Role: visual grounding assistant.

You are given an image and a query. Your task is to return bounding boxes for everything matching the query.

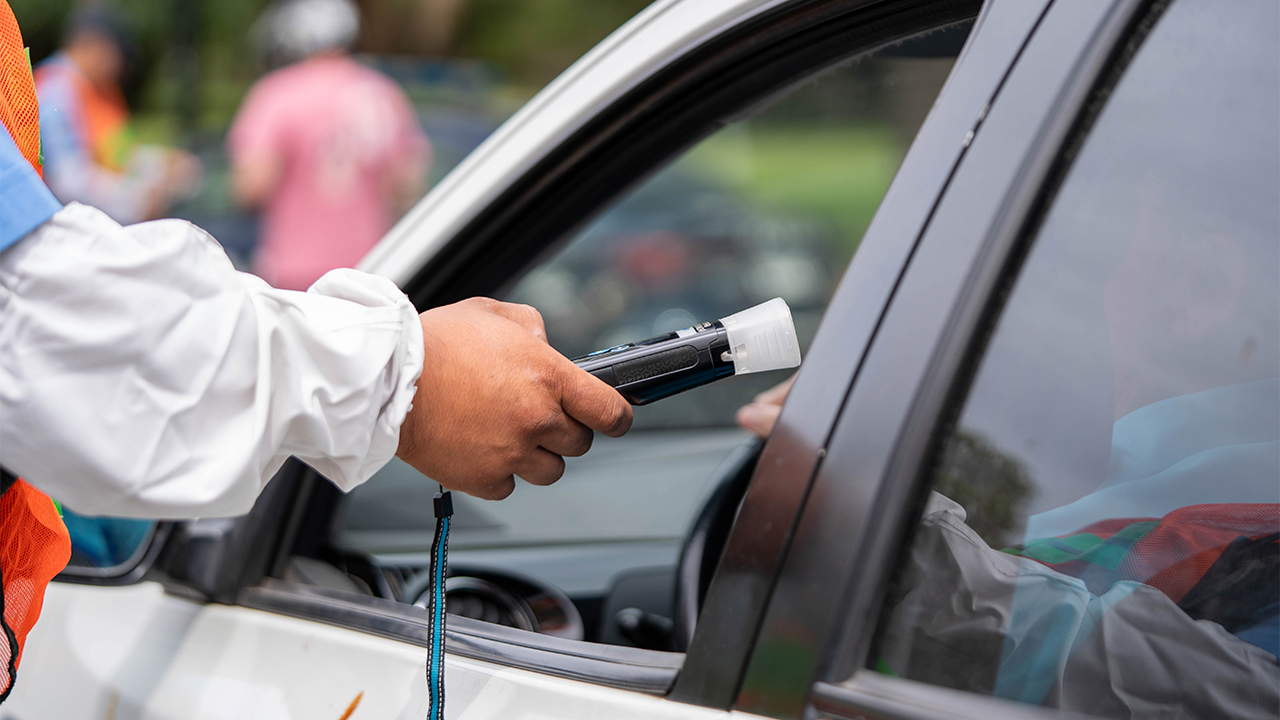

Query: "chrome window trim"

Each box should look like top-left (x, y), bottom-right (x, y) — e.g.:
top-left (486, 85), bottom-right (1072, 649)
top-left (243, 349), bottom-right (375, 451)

top-left (811, 676), bottom-right (1096, 720)
top-left (241, 579), bottom-right (684, 695)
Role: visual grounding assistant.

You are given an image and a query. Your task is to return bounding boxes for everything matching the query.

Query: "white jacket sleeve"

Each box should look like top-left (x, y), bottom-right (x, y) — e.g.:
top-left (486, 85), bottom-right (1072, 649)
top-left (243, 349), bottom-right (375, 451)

top-left (0, 203), bottom-right (424, 519)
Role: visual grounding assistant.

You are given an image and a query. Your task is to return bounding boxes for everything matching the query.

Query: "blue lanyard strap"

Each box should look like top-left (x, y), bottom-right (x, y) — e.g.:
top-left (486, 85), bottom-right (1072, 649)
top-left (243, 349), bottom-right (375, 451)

top-left (427, 490), bottom-right (453, 720)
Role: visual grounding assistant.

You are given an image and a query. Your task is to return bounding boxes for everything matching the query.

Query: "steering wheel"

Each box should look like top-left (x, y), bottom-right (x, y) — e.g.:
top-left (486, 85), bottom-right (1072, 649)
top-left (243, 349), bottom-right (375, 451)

top-left (672, 436), bottom-right (764, 651)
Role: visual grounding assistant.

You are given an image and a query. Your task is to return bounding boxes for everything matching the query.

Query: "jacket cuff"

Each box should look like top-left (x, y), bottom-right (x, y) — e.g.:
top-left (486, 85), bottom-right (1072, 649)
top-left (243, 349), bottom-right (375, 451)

top-left (307, 269), bottom-right (424, 491)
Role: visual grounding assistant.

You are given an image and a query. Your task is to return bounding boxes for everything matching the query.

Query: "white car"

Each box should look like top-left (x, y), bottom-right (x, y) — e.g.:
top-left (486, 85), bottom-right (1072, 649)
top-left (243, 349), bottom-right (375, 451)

top-left (10, 0), bottom-right (1278, 717)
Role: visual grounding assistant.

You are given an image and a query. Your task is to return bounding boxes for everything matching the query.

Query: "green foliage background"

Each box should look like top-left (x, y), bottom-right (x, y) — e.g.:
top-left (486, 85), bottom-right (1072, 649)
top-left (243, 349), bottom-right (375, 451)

top-left (456, 0), bottom-right (649, 83)
top-left (8, 0), bottom-right (650, 135)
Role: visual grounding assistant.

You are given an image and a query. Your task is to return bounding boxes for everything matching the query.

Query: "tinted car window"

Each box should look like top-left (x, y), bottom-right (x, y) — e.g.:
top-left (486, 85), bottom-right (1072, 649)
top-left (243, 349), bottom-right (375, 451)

top-left (334, 28), bottom-right (971, 644)
top-left (61, 508), bottom-right (154, 573)
top-left (506, 39), bottom-right (962, 430)
top-left (871, 0), bottom-right (1278, 716)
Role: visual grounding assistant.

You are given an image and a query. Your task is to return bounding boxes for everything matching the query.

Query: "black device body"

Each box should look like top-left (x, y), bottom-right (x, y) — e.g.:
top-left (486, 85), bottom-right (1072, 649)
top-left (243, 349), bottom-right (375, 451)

top-left (572, 321), bottom-right (735, 405)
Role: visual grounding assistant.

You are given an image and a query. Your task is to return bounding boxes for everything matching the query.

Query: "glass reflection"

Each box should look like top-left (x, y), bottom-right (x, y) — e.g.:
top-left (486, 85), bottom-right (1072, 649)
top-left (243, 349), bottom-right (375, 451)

top-left (874, 0), bottom-right (1279, 716)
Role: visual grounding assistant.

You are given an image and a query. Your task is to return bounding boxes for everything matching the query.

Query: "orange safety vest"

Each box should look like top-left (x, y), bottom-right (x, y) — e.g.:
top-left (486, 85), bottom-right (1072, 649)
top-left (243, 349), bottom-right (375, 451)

top-left (0, 1), bottom-right (40, 177)
top-left (33, 55), bottom-right (135, 173)
top-left (0, 0), bottom-right (74, 704)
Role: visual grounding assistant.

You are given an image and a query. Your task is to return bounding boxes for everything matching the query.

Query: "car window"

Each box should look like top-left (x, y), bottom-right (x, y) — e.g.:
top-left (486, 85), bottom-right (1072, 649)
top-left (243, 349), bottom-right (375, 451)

top-left (331, 25), bottom-right (972, 646)
top-left (869, 0), bottom-right (1278, 716)
top-left (60, 506), bottom-right (155, 575)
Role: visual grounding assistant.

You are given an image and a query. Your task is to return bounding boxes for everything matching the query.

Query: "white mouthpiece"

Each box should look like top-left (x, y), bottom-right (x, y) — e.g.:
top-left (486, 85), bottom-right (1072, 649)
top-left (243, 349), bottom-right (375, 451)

top-left (720, 298), bottom-right (802, 375)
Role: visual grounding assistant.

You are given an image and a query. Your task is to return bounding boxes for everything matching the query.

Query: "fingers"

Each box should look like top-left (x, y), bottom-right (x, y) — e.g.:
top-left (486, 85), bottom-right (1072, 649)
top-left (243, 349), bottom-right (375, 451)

top-left (737, 402), bottom-right (783, 439)
top-left (399, 296), bottom-right (629, 502)
top-left (535, 412), bottom-right (595, 458)
top-left (513, 447), bottom-right (567, 487)
top-left (754, 373), bottom-right (798, 406)
top-left (558, 361), bottom-right (633, 437)
top-left (739, 373), bottom-right (797, 437)
top-left (469, 475), bottom-right (517, 501)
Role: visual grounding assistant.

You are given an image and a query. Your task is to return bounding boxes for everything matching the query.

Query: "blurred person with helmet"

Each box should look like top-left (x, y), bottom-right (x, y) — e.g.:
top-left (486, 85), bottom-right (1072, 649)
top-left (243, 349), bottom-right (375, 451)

top-left (229, 0), bottom-right (430, 291)
top-left (33, 4), bottom-right (200, 225)
top-left (0, 0), bottom-right (630, 701)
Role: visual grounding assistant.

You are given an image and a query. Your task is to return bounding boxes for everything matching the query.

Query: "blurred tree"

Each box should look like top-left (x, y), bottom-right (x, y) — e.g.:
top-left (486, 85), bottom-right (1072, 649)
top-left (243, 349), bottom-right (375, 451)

top-left (358, 0), bottom-right (471, 56)
top-left (933, 430), bottom-right (1034, 549)
top-left (10, 0), bottom-right (78, 63)
top-left (456, 0), bottom-right (649, 84)
top-left (11, 0), bottom-right (655, 124)
top-left (10, 0), bottom-right (269, 132)
top-left (358, 0), bottom-right (650, 85)
top-left (11, 0), bottom-right (171, 105)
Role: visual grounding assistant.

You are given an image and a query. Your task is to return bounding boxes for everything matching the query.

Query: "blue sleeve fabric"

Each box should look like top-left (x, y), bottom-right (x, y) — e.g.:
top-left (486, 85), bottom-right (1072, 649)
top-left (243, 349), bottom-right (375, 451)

top-left (0, 130), bottom-right (62, 253)
top-left (33, 58), bottom-right (84, 168)
top-left (35, 56), bottom-right (154, 225)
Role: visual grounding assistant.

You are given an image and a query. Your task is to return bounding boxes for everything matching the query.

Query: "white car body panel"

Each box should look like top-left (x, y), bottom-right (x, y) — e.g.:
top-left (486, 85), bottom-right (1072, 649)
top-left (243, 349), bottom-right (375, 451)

top-left (9, 583), bottom-right (761, 720)
top-left (359, 0), bottom-right (788, 285)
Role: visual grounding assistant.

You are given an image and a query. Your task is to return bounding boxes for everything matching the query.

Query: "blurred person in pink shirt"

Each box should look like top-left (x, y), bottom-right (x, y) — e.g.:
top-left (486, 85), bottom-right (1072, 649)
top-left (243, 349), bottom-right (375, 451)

top-left (228, 0), bottom-right (430, 291)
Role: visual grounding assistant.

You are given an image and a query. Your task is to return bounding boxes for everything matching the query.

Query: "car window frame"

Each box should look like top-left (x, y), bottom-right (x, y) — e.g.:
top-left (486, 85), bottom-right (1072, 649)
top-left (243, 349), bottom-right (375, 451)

top-left (55, 521), bottom-right (171, 585)
top-left (722, 0), bottom-right (1171, 717)
top-left (221, 0), bottom-right (991, 705)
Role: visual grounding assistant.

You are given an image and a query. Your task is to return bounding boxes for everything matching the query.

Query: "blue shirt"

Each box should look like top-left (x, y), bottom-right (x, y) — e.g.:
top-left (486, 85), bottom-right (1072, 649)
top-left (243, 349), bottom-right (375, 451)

top-left (0, 129), bottom-right (62, 252)
top-left (1025, 377), bottom-right (1280, 539)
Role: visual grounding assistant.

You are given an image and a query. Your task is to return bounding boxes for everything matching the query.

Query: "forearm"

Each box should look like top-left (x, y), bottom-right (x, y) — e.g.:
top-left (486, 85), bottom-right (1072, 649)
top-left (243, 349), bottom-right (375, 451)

top-left (230, 155), bottom-right (281, 210)
top-left (38, 80), bottom-right (158, 225)
top-left (43, 155), bottom-right (161, 226)
top-left (0, 203), bottom-right (423, 518)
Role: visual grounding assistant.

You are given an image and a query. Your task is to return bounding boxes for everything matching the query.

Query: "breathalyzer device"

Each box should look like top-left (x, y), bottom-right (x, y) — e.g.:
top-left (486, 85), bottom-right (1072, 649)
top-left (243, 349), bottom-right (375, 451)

top-left (572, 297), bottom-right (802, 405)
top-left (421, 299), bottom-right (798, 717)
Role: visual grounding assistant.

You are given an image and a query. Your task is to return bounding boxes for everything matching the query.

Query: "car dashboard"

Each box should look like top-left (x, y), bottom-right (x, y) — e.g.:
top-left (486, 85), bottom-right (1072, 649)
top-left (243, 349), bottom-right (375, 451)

top-left (313, 428), bottom-right (751, 648)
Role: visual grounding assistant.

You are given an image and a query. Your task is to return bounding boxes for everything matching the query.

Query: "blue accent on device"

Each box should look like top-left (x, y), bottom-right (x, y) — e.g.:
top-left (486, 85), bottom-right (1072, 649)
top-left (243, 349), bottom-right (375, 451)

top-left (572, 321), bottom-right (735, 405)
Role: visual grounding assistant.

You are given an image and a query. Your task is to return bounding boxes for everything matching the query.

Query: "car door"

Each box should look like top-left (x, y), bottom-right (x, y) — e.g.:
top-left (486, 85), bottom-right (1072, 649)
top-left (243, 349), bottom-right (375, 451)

top-left (727, 0), bottom-right (1278, 717)
top-left (223, 4), bottom-right (991, 719)
top-left (4, 0), bottom-right (1042, 718)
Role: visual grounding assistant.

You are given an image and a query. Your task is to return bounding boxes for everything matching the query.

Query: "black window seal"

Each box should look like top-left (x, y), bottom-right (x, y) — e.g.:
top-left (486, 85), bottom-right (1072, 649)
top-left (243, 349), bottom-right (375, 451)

top-left (811, 0), bottom-right (1173, 717)
top-left (811, 676), bottom-right (1096, 720)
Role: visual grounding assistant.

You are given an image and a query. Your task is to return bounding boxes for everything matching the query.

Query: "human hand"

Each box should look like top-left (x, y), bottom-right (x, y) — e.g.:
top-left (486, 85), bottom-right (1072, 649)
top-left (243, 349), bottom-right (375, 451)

top-left (735, 373), bottom-right (797, 438)
top-left (397, 298), bottom-right (633, 500)
top-left (163, 148), bottom-right (203, 201)
top-left (134, 147), bottom-right (203, 219)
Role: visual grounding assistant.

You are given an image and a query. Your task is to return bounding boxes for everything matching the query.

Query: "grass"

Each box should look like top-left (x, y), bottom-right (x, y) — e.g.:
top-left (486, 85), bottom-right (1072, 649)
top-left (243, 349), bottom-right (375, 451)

top-left (683, 123), bottom-right (908, 255)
